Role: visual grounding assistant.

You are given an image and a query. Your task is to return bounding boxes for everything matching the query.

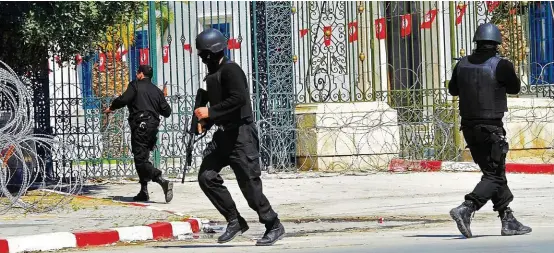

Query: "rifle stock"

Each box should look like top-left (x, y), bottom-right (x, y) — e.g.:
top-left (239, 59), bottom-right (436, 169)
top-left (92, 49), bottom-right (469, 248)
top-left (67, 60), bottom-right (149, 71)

top-left (182, 88), bottom-right (209, 184)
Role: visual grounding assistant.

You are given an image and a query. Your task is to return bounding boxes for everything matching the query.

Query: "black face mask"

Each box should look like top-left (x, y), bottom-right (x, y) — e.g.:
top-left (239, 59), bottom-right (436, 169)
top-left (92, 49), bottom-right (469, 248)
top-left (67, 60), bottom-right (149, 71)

top-left (198, 51), bottom-right (219, 72)
top-left (199, 50), bottom-right (225, 73)
top-left (473, 42), bottom-right (499, 55)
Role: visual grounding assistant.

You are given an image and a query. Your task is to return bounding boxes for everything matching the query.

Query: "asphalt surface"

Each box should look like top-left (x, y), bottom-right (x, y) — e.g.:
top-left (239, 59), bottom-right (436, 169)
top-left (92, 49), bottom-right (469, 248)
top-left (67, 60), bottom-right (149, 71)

top-left (46, 173), bottom-right (554, 253)
top-left (83, 173), bottom-right (554, 222)
top-left (67, 221), bottom-right (553, 253)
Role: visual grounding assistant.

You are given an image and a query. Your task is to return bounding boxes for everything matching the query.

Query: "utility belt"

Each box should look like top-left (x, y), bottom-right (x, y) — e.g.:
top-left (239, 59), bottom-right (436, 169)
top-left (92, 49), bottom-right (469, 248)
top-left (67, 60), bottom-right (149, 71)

top-left (129, 111), bottom-right (159, 129)
top-left (465, 124), bottom-right (509, 164)
top-left (217, 118), bottom-right (253, 132)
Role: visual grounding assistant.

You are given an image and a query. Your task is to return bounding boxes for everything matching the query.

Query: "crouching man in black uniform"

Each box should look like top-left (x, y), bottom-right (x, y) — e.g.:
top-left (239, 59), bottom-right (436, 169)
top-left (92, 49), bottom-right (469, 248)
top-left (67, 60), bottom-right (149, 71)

top-left (103, 65), bottom-right (174, 203)
top-left (193, 28), bottom-right (285, 246)
top-left (448, 23), bottom-right (532, 238)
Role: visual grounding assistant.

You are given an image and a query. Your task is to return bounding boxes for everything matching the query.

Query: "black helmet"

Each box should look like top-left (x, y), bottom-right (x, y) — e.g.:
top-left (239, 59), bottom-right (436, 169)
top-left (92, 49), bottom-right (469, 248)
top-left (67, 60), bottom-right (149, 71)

top-left (195, 28), bottom-right (228, 53)
top-left (473, 23), bottom-right (502, 44)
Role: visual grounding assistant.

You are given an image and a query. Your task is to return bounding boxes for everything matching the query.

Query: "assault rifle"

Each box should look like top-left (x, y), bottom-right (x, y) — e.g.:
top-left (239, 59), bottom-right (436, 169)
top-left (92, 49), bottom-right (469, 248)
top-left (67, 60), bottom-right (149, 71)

top-left (182, 88), bottom-right (209, 184)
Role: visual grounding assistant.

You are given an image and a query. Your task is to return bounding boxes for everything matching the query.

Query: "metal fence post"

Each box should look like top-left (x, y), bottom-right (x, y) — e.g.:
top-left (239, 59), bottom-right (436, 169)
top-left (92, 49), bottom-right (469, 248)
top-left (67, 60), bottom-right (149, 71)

top-left (449, 2), bottom-right (461, 156)
top-left (148, 1), bottom-right (161, 168)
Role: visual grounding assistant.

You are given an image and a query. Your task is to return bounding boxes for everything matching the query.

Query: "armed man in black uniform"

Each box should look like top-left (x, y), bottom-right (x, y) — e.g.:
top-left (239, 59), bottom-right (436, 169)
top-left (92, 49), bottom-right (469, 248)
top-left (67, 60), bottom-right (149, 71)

top-left (103, 65), bottom-right (174, 203)
top-left (193, 28), bottom-right (285, 246)
top-left (448, 23), bottom-right (532, 238)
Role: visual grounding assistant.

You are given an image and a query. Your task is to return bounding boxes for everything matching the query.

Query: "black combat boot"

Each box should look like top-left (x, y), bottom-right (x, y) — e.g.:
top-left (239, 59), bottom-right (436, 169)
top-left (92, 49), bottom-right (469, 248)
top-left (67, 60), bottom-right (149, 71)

top-left (256, 218), bottom-right (285, 246)
top-left (499, 207), bottom-right (532, 236)
top-left (218, 216), bottom-right (249, 244)
top-left (449, 200), bottom-right (476, 238)
top-left (133, 182), bottom-right (149, 202)
top-left (154, 177), bottom-right (174, 203)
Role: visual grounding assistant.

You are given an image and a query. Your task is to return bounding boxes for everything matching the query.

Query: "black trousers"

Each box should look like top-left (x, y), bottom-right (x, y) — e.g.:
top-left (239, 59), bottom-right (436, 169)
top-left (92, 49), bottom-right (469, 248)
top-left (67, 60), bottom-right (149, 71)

top-left (129, 115), bottom-right (162, 184)
top-left (198, 122), bottom-right (278, 226)
top-left (462, 124), bottom-right (513, 211)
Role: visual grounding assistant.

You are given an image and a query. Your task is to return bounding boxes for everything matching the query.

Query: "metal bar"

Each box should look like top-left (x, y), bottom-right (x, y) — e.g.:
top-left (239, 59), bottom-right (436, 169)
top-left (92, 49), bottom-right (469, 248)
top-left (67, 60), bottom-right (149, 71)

top-left (148, 1), bottom-right (161, 168)
top-left (252, 2), bottom-right (260, 122)
top-left (449, 1), bottom-right (461, 154)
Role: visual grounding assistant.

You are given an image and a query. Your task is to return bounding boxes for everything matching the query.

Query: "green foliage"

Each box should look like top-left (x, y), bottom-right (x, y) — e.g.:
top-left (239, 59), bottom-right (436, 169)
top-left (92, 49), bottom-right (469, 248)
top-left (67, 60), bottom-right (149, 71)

top-left (489, 1), bottom-right (529, 67)
top-left (490, 1), bottom-right (528, 25)
top-left (0, 1), bottom-right (142, 74)
top-left (100, 2), bottom-right (174, 55)
top-left (21, 2), bottom-right (144, 60)
top-left (0, 1), bottom-right (175, 75)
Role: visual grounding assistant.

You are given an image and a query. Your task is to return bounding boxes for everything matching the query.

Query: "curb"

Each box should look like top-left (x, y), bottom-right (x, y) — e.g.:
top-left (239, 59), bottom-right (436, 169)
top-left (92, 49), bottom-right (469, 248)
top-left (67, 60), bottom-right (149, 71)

top-left (388, 159), bottom-right (554, 174)
top-left (0, 218), bottom-right (201, 253)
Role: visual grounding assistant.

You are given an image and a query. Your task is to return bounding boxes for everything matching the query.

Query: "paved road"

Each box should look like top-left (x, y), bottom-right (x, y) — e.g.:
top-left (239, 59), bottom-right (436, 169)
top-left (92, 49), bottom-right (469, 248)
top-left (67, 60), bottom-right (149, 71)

top-left (68, 221), bottom-right (553, 253)
top-left (66, 172), bottom-right (554, 253)
top-left (84, 173), bottom-right (554, 222)
top-left (0, 195), bottom-right (177, 237)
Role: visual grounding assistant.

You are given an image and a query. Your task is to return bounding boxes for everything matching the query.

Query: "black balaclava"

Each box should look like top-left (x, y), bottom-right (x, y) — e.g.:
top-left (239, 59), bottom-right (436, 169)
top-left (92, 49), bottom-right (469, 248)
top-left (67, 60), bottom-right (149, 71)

top-left (473, 41), bottom-right (499, 55)
top-left (199, 50), bottom-right (225, 74)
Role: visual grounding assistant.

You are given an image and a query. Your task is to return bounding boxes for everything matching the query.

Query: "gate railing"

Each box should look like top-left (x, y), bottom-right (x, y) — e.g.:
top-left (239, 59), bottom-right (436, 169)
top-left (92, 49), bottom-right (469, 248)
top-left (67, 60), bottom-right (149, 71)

top-left (45, 1), bottom-right (554, 178)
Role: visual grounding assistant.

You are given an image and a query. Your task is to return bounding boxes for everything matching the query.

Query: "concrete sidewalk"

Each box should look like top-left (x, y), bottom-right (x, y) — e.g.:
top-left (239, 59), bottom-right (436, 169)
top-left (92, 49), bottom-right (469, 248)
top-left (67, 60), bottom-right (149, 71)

top-left (1, 172), bottom-right (552, 253)
top-left (0, 196), bottom-right (180, 238)
top-left (83, 172), bottom-right (554, 222)
top-left (0, 194), bottom-right (203, 253)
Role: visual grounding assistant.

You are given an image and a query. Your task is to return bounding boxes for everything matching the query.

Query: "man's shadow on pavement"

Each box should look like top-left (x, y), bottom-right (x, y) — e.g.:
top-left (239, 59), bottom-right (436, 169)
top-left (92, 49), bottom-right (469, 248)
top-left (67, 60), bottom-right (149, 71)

top-left (153, 245), bottom-right (255, 249)
top-left (108, 195), bottom-right (157, 204)
top-left (404, 234), bottom-right (500, 240)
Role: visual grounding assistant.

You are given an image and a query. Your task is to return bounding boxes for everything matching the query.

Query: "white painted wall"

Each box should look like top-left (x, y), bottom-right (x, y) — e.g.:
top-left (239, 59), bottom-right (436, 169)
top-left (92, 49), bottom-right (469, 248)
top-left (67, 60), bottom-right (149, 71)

top-left (47, 58), bottom-right (86, 130)
top-left (46, 1), bottom-right (254, 166)
top-left (48, 1), bottom-right (253, 113)
top-left (155, 1), bottom-right (253, 96)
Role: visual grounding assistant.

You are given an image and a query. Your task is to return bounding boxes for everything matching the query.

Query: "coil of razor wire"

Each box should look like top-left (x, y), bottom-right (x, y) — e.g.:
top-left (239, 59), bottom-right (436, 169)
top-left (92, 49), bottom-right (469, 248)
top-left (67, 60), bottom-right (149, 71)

top-left (0, 60), bottom-right (83, 214)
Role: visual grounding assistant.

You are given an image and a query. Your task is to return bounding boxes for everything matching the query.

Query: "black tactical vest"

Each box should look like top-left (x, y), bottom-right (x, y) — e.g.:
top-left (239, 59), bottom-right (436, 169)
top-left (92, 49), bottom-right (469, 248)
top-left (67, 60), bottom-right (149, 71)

top-left (204, 59), bottom-right (253, 125)
top-left (456, 56), bottom-right (507, 119)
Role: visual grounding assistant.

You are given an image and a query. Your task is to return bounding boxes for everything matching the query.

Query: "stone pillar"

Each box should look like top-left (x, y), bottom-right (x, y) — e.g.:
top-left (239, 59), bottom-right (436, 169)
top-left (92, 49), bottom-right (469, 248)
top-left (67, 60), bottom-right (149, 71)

top-left (295, 102), bottom-right (400, 172)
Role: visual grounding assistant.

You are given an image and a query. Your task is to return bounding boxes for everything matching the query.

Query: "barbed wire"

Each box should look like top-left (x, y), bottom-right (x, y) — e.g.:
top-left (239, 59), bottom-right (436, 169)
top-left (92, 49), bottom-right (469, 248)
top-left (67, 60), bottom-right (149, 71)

top-left (0, 64), bottom-right (183, 236)
top-left (43, 59), bottom-right (554, 179)
top-left (0, 60), bottom-right (83, 214)
top-left (41, 0), bottom-right (554, 179)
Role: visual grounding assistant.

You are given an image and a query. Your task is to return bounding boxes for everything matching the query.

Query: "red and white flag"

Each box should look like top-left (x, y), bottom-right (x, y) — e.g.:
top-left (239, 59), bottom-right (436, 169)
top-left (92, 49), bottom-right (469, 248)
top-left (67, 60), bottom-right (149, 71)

top-left (420, 9), bottom-right (438, 29)
top-left (54, 55), bottom-right (62, 67)
top-left (139, 48), bottom-right (149, 65)
top-left (98, 53), bottom-right (106, 71)
top-left (227, 38), bottom-right (241, 50)
top-left (400, 14), bottom-right (412, 37)
top-left (486, 1), bottom-right (500, 12)
top-left (183, 44), bottom-right (192, 52)
top-left (348, 21), bottom-right (358, 43)
top-left (75, 54), bottom-right (82, 65)
top-left (323, 26), bottom-right (332, 46)
top-left (456, 4), bottom-right (467, 25)
top-left (115, 47), bottom-right (128, 61)
top-left (162, 45), bottom-right (169, 63)
top-left (375, 18), bottom-right (387, 40)
top-left (300, 29), bottom-right (309, 38)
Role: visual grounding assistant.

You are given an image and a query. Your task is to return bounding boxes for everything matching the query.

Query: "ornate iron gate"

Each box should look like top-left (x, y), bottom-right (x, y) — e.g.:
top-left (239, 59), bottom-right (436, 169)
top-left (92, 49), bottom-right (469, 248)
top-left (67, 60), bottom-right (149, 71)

top-left (46, 1), bottom-right (552, 178)
top-left (48, 1), bottom-right (297, 178)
